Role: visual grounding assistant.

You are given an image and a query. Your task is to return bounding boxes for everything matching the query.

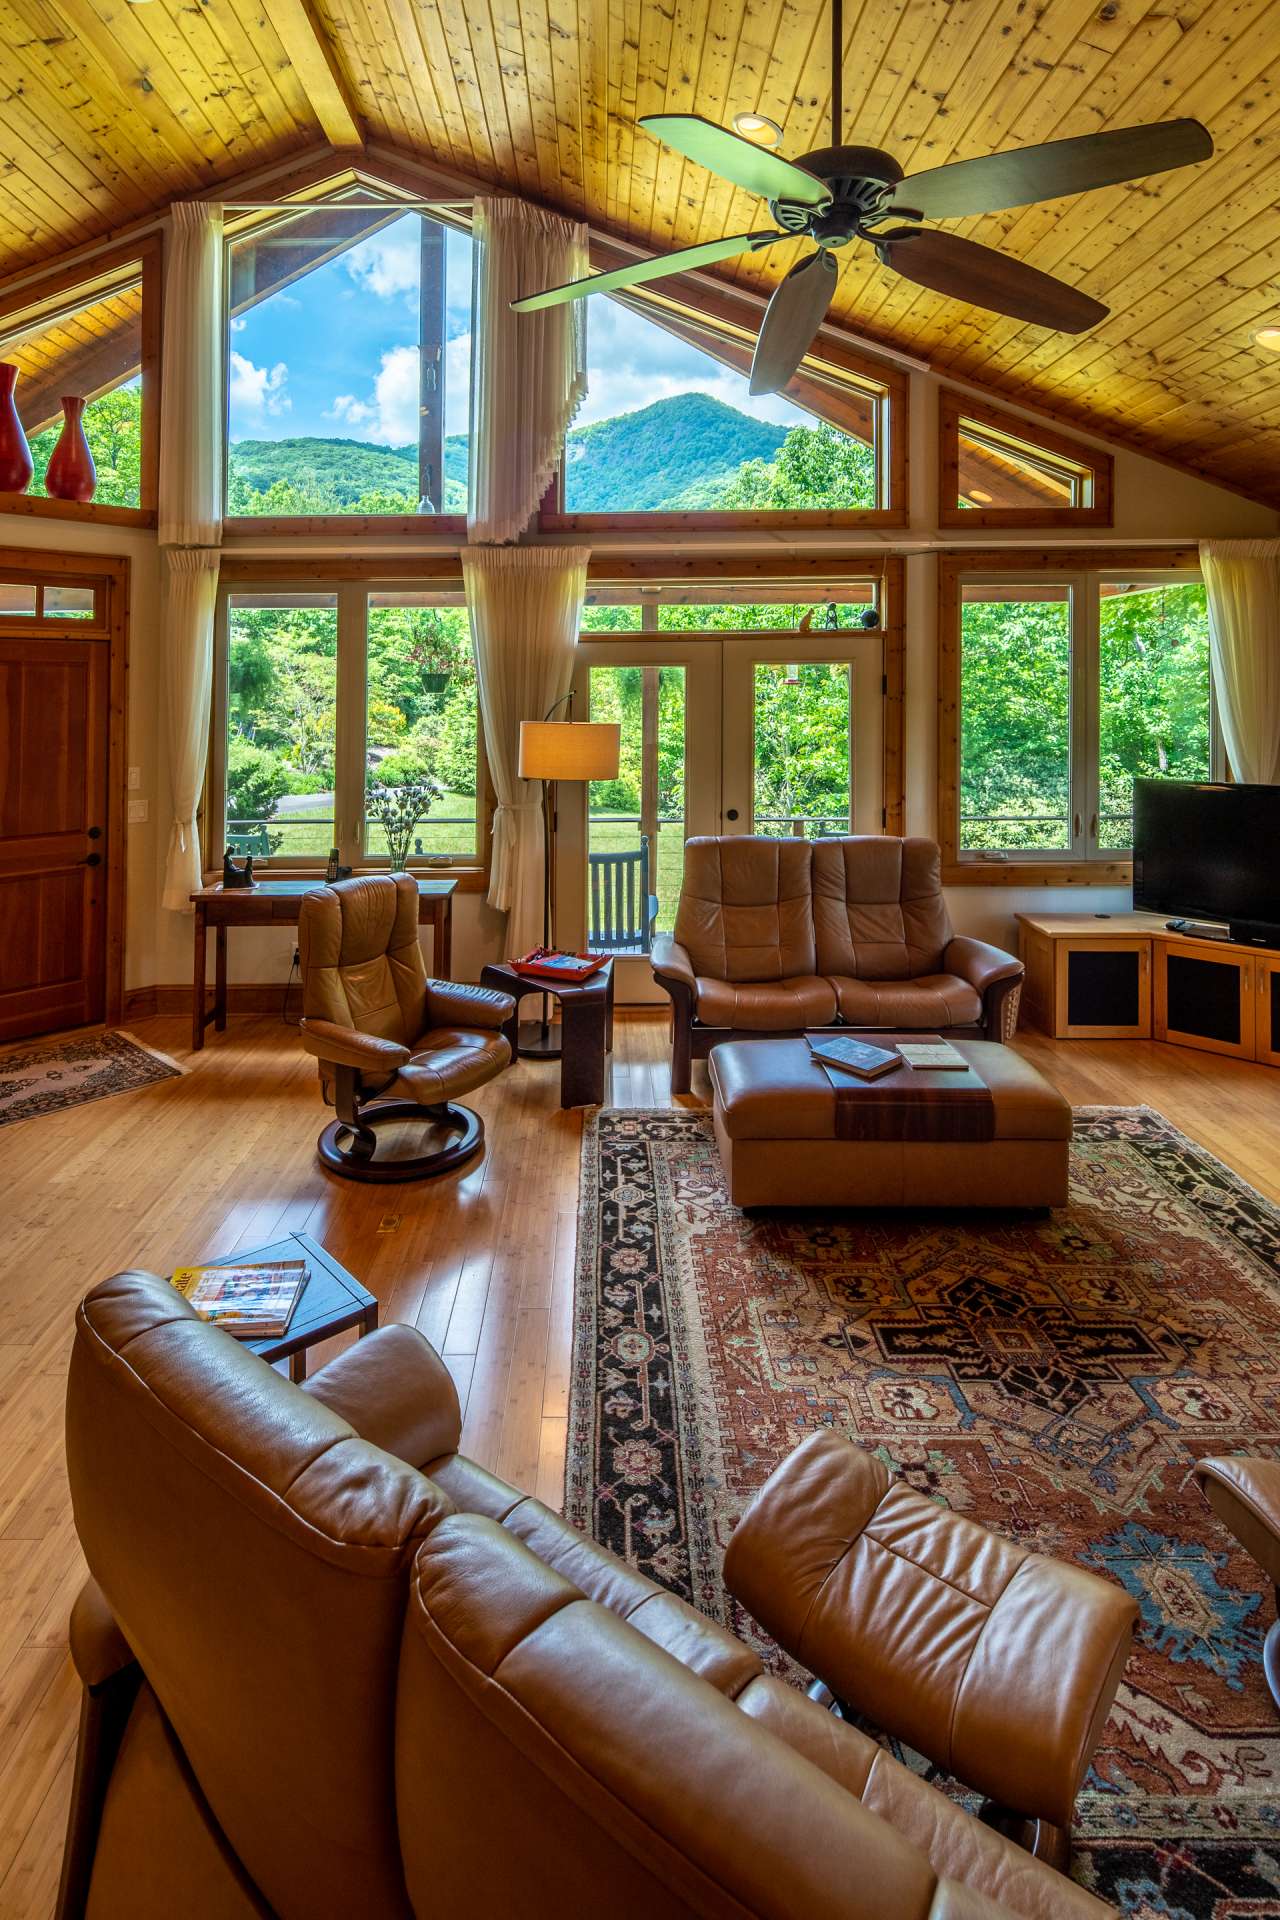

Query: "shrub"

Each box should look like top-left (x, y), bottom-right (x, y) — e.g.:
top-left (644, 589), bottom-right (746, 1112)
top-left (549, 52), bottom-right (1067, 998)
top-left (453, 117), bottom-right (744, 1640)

top-left (226, 738), bottom-right (289, 824)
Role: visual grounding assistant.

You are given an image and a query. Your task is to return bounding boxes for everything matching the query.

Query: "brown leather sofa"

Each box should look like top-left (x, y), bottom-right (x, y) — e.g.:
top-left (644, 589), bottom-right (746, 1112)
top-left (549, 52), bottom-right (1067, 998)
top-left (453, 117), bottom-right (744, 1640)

top-left (652, 836), bottom-right (1024, 1093)
top-left (60, 1272), bottom-right (1119, 1920)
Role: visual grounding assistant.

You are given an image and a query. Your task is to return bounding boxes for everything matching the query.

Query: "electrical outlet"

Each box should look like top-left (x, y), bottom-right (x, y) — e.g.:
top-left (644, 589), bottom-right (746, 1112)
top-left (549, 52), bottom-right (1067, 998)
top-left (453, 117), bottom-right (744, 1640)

top-left (127, 766), bottom-right (142, 791)
top-left (127, 797), bottom-right (149, 824)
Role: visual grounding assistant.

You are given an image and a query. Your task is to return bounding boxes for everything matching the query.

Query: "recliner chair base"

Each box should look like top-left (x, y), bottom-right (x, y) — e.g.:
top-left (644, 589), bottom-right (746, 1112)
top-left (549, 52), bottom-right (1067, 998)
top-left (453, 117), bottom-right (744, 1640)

top-left (318, 1099), bottom-right (484, 1182)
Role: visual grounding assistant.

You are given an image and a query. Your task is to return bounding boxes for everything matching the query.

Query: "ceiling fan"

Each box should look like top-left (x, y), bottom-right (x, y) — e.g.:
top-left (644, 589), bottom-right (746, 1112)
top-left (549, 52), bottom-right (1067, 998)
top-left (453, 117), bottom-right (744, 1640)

top-left (511, 0), bottom-right (1212, 396)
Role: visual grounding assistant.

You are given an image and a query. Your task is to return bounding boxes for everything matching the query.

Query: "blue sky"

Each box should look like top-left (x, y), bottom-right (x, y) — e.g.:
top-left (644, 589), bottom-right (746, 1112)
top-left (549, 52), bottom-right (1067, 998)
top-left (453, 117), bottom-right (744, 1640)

top-left (228, 213), bottom-right (812, 444)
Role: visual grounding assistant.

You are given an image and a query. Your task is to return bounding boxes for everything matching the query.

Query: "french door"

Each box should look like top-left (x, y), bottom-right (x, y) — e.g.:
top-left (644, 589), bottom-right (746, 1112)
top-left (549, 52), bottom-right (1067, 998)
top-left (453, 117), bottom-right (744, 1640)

top-left (561, 630), bottom-right (883, 999)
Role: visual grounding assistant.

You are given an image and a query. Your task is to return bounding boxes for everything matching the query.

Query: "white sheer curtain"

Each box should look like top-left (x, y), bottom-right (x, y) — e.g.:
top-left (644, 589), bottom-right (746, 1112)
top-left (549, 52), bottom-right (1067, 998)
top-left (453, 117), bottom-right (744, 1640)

top-left (463, 545), bottom-right (590, 953)
top-left (468, 197), bottom-right (588, 543)
top-left (158, 203), bottom-right (224, 547)
top-left (1201, 539), bottom-right (1280, 786)
top-left (159, 201), bottom-right (225, 910)
top-left (160, 550), bottom-right (220, 910)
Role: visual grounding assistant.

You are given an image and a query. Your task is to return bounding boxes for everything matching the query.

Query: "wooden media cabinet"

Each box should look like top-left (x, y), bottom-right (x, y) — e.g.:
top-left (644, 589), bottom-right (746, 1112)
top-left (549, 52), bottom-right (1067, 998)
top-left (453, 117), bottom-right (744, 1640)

top-left (1016, 912), bottom-right (1280, 1068)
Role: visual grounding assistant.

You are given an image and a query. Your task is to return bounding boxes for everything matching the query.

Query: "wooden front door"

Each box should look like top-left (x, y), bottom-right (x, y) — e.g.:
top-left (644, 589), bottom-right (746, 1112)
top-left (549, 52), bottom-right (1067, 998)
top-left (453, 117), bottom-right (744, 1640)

top-left (0, 567), bottom-right (122, 1043)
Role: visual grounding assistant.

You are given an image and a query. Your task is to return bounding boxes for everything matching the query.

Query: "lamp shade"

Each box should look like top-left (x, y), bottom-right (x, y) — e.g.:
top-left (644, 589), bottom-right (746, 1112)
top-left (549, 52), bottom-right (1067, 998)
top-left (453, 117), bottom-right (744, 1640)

top-left (518, 720), bottom-right (620, 782)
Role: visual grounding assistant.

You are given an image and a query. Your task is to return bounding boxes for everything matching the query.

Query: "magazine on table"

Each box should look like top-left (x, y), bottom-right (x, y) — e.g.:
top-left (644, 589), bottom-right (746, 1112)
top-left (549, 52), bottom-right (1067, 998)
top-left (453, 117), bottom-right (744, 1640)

top-left (170, 1260), bottom-right (308, 1338)
top-left (806, 1034), bottom-right (903, 1080)
top-left (895, 1040), bottom-right (969, 1071)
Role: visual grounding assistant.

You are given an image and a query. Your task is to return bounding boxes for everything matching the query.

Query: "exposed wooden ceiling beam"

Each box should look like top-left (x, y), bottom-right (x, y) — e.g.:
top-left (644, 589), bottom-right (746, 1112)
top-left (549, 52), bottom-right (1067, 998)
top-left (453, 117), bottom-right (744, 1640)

top-left (258, 0), bottom-right (364, 152)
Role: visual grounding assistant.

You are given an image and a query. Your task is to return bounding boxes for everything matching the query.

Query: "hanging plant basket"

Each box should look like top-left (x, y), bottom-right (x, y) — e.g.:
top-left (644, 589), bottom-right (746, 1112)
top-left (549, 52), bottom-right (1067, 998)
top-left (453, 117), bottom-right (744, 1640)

top-left (421, 671), bottom-right (451, 694)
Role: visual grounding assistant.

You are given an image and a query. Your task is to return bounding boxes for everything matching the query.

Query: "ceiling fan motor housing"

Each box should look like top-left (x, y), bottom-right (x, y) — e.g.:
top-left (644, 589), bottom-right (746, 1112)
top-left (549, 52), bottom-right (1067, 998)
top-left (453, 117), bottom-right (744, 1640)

top-left (773, 145), bottom-right (905, 241)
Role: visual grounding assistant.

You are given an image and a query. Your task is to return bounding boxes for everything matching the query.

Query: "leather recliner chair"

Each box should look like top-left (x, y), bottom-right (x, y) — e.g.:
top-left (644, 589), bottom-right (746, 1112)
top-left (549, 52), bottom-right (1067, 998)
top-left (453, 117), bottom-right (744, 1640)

top-left (652, 835), bottom-right (1024, 1093)
top-left (59, 1272), bottom-right (1117, 1920)
top-left (298, 873), bottom-right (515, 1180)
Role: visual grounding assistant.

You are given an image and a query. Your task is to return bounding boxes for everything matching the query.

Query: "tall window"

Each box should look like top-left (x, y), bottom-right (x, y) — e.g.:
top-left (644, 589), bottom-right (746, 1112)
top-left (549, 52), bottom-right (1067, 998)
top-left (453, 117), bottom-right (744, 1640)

top-left (555, 293), bottom-right (891, 516)
top-left (219, 586), bottom-right (483, 868)
top-left (950, 568), bottom-right (1215, 868)
top-left (226, 204), bottom-right (472, 519)
top-left (0, 257), bottom-right (149, 511)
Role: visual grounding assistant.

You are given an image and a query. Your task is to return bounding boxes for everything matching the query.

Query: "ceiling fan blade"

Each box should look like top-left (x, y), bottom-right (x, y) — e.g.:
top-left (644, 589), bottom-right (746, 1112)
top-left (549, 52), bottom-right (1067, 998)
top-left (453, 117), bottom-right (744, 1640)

top-left (639, 114), bottom-right (831, 209)
top-left (510, 231), bottom-right (786, 312)
top-left (876, 228), bottom-right (1107, 332)
top-left (890, 119), bottom-right (1212, 221)
top-left (749, 249), bottom-right (838, 395)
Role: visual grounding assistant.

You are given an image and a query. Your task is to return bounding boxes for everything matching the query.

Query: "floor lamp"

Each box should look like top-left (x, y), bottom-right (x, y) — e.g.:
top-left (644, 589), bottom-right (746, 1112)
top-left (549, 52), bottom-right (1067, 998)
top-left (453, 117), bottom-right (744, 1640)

top-left (517, 698), bottom-right (620, 1059)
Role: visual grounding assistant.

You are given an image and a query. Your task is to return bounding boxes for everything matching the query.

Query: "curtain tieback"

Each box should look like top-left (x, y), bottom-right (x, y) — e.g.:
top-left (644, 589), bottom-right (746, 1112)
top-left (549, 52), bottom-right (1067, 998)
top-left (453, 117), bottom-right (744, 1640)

top-left (496, 800), bottom-right (542, 813)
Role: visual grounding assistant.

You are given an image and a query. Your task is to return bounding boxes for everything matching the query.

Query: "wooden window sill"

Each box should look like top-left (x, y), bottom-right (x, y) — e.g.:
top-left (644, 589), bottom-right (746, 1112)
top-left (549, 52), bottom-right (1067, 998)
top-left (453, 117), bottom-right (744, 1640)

top-left (943, 859), bottom-right (1133, 888)
top-left (0, 494), bottom-right (156, 529)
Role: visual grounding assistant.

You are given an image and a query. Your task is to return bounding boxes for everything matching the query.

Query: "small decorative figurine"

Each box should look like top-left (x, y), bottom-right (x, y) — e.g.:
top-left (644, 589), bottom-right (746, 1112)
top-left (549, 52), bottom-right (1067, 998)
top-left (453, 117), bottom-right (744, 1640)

top-left (222, 849), bottom-right (257, 889)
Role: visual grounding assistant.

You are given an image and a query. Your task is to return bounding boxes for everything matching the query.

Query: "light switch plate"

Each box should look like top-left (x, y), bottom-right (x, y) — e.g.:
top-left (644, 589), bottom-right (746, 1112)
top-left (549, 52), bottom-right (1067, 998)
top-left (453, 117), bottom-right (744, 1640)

top-left (127, 797), bottom-right (149, 823)
top-left (127, 766), bottom-right (142, 790)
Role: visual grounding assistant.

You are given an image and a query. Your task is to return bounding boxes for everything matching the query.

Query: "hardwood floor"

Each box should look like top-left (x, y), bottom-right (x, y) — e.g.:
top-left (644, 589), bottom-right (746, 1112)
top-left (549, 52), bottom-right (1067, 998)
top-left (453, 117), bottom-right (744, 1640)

top-left (1, 1010), bottom-right (1277, 1917)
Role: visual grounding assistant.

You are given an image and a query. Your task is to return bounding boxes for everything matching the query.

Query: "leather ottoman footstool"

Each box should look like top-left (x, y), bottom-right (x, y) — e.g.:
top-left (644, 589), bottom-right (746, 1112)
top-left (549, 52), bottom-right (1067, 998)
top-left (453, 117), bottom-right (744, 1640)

top-left (709, 1034), bottom-right (1071, 1209)
top-left (725, 1431), bottom-right (1137, 1871)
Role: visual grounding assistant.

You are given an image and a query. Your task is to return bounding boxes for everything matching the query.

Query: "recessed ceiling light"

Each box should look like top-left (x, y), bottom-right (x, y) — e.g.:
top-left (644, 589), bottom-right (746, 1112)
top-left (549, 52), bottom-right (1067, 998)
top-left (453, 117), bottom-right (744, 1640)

top-left (1253, 326), bottom-right (1280, 352)
top-left (733, 112), bottom-right (783, 146)
top-left (968, 488), bottom-right (993, 504)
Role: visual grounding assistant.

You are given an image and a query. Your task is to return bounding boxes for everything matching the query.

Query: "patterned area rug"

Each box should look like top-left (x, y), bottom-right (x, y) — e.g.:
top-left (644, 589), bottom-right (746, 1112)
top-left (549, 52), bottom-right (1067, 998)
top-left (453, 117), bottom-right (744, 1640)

top-left (0, 1030), bottom-right (183, 1127)
top-left (568, 1106), bottom-right (1280, 1917)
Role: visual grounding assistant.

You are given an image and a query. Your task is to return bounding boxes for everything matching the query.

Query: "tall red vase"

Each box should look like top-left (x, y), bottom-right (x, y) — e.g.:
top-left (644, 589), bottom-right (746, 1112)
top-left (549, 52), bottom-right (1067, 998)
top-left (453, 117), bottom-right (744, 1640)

top-left (45, 396), bottom-right (96, 503)
top-left (0, 363), bottom-right (33, 495)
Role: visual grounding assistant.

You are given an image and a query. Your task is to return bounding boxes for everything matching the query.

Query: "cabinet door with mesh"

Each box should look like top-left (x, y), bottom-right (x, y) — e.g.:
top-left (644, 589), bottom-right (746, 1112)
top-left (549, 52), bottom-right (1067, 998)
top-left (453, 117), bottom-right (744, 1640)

top-left (1156, 943), bottom-right (1255, 1060)
top-left (1054, 938), bottom-right (1151, 1038)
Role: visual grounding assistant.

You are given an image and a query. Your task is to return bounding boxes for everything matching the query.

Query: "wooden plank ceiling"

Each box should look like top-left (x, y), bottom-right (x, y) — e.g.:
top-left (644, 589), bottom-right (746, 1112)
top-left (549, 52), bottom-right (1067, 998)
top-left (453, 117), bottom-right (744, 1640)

top-left (2, 0), bottom-right (1279, 503)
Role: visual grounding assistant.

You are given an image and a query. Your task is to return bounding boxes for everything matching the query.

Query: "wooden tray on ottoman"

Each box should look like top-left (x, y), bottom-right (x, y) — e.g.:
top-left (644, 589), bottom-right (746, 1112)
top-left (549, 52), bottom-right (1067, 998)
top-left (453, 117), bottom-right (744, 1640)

top-left (708, 1034), bottom-right (1071, 1210)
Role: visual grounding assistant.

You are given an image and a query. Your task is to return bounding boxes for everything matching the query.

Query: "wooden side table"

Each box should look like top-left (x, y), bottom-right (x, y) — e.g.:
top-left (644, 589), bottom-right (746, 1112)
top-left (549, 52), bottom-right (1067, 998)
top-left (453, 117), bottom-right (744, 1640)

top-left (480, 958), bottom-right (614, 1108)
top-left (176, 1230), bottom-right (378, 1382)
top-left (189, 877), bottom-right (456, 1051)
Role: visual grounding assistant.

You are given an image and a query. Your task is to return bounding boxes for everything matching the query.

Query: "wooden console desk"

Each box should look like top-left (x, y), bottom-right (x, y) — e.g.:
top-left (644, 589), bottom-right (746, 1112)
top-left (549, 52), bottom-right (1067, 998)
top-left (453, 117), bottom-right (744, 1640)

top-left (1017, 911), bottom-right (1280, 1068)
top-left (189, 878), bottom-right (456, 1052)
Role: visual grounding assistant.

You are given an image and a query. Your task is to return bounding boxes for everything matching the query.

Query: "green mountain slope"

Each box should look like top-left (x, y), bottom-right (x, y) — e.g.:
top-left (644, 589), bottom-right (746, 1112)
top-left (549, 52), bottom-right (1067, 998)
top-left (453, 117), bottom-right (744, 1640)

top-left (229, 390), bottom-right (789, 515)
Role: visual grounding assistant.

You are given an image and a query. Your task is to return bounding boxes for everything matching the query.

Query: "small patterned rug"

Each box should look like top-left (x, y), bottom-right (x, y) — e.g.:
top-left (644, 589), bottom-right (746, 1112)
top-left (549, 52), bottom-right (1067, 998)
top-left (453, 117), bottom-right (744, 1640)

top-left (0, 1029), bottom-right (183, 1128)
top-left (569, 1105), bottom-right (1280, 1916)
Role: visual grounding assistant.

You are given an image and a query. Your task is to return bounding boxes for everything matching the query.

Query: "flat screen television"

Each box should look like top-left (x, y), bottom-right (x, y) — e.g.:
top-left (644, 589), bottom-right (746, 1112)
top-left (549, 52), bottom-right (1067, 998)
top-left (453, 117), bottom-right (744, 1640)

top-left (1133, 778), bottom-right (1280, 938)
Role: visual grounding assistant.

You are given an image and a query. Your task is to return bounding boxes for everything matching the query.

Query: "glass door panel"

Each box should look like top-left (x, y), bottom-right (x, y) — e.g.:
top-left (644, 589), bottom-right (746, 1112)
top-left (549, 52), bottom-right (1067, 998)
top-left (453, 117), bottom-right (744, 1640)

top-left (721, 633), bottom-right (882, 837)
top-left (563, 640), bottom-right (719, 1000)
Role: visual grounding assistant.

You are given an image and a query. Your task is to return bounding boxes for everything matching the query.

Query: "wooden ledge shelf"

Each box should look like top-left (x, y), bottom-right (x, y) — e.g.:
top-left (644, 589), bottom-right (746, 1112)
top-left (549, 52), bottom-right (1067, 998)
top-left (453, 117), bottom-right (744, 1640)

top-left (1017, 912), bottom-right (1280, 1068)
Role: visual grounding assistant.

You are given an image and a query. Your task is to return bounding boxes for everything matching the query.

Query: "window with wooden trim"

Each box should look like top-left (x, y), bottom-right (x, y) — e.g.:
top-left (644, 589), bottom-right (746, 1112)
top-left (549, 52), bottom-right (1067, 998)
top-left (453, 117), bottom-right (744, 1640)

top-left (543, 288), bottom-right (904, 528)
top-left (213, 583), bottom-right (485, 871)
top-left (938, 392), bottom-right (1112, 529)
top-left (224, 199), bottom-right (472, 524)
top-left (941, 558), bottom-right (1217, 881)
top-left (0, 245), bottom-right (159, 523)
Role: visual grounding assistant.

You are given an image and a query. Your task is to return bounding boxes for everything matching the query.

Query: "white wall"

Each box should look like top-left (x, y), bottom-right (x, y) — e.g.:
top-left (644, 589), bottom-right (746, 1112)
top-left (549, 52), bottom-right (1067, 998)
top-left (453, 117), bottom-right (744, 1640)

top-left (2, 358), bottom-right (1275, 1000)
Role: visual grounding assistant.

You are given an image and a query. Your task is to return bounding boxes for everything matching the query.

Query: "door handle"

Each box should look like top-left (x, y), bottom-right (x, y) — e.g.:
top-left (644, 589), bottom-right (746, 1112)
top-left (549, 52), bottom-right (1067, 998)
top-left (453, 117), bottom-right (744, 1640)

top-left (83, 853), bottom-right (102, 867)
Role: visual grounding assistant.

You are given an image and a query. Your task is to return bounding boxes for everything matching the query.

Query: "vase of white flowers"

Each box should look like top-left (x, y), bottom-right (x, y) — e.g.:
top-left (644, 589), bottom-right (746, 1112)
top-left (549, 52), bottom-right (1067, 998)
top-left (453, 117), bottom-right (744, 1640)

top-left (366, 770), bottom-right (443, 872)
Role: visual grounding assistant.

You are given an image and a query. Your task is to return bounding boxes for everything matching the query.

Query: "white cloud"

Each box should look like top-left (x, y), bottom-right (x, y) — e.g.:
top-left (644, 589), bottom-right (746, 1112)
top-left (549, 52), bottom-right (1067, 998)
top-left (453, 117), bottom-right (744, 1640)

top-left (343, 225), bottom-right (420, 301)
top-left (229, 351), bottom-right (291, 420)
top-left (229, 314), bottom-right (247, 334)
top-left (326, 344), bottom-right (418, 445)
top-left (574, 296), bottom-right (810, 431)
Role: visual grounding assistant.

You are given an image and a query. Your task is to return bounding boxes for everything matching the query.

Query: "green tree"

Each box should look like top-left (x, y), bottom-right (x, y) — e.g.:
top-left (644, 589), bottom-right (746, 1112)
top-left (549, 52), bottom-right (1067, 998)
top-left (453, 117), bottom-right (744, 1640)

top-left (226, 739), bottom-right (290, 824)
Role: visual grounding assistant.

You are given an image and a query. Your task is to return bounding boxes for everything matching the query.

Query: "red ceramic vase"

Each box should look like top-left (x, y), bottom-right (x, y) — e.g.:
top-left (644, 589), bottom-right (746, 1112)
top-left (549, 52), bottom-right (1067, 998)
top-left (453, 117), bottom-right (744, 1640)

top-left (0, 363), bottom-right (33, 495)
top-left (45, 396), bottom-right (96, 503)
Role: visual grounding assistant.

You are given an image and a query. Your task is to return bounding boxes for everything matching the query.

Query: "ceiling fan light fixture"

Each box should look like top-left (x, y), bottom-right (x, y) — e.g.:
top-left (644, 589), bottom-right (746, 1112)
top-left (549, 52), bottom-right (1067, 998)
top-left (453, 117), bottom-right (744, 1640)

top-left (1252, 325), bottom-right (1280, 353)
top-left (732, 112), bottom-right (783, 147)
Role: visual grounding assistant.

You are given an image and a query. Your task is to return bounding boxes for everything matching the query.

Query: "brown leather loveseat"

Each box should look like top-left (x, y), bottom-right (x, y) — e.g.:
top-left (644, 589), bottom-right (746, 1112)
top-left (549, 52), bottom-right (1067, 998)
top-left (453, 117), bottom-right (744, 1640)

top-left (59, 1272), bottom-right (1118, 1920)
top-left (652, 835), bottom-right (1024, 1092)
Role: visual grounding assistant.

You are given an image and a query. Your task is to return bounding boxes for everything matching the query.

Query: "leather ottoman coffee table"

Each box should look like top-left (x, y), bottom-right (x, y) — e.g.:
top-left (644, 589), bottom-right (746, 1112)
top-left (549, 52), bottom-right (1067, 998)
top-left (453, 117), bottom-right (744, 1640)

top-left (709, 1034), bottom-right (1071, 1209)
